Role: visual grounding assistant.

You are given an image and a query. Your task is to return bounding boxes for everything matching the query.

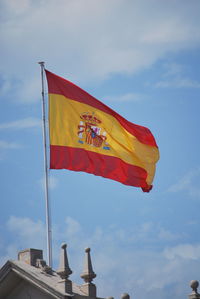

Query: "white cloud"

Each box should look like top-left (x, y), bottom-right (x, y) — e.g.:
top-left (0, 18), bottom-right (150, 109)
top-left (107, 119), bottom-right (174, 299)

top-left (17, 77), bottom-right (41, 103)
top-left (158, 228), bottom-right (180, 242)
top-left (0, 0), bottom-right (200, 102)
top-left (6, 216), bottom-right (46, 250)
top-left (2, 0), bottom-right (30, 16)
top-left (155, 78), bottom-right (200, 88)
top-left (0, 139), bottom-right (22, 161)
top-left (164, 244), bottom-right (200, 260)
top-left (39, 175), bottom-right (59, 190)
top-left (1, 216), bottom-right (199, 299)
top-left (65, 217), bottom-right (81, 236)
top-left (0, 216), bottom-right (46, 265)
top-left (0, 140), bottom-right (21, 149)
top-left (162, 63), bottom-right (184, 77)
top-left (0, 117), bottom-right (41, 130)
top-left (7, 216), bottom-right (45, 239)
top-left (154, 62), bottom-right (200, 88)
top-left (168, 168), bottom-right (200, 198)
top-left (0, 74), bottom-right (41, 103)
top-left (103, 93), bottom-right (144, 103)
top-left (0, 244), bottom-right (20, 266)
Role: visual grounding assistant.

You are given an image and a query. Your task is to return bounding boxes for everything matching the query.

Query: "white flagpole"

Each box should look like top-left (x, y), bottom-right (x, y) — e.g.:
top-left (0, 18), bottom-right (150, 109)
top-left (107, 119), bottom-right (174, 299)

top-left (38, 61), bottom-right (52, 267)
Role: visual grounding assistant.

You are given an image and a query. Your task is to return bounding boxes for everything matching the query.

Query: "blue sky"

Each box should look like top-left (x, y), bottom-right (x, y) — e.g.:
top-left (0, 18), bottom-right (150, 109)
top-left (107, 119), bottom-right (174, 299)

top-left (0, 1), bottom-right (200, 298)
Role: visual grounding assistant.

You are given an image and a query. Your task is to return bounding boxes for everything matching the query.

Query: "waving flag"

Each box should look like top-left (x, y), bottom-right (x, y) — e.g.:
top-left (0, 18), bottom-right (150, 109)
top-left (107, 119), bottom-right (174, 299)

top-left (45, 70), bottom-right (159, 192)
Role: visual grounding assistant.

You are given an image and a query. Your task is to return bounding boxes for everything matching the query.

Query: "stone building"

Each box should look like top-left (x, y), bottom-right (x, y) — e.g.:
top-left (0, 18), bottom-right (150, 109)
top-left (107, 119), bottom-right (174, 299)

top-left (0, 244), bottom-right (130, 299)
top-left (0, 244), bottom-right (199, 299)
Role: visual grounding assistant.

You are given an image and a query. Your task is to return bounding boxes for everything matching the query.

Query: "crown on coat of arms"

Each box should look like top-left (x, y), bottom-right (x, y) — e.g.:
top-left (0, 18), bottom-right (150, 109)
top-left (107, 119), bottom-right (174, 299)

top-left (80, 113), bottom-right (101, 124)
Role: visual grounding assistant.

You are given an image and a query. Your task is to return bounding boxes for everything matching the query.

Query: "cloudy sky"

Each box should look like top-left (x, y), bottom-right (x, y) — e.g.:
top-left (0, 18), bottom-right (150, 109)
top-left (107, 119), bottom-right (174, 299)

top-left (1, 0), bottom-right (200, 298)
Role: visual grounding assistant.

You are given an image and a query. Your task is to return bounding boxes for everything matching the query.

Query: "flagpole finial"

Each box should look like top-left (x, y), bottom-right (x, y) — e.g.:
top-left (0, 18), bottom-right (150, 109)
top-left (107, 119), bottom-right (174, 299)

top-left (38, 61), bottom-right (45, 66)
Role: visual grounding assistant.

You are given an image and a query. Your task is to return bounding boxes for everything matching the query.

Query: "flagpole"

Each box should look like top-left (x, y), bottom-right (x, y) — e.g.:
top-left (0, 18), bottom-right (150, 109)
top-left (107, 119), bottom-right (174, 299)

top-left (38, 61), bottom-right (52, 267)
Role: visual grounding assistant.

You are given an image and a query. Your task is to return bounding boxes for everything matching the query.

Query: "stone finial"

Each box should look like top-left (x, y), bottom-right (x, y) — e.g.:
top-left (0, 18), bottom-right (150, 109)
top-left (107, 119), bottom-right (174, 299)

top-left (81, 248), bottom-right (96, 283)
top-left (80, 248), bottom-right (96, 297)
top-left (191, 281), bottom-right (199, 293)
top-left (57, 243), bottom-right (72, 279)
top-left (189, 280), bottom-right (200, 299)
top-left (121, 293), bottom-right (130, 299)
top-left (56, 243), bottom-right (72, 294)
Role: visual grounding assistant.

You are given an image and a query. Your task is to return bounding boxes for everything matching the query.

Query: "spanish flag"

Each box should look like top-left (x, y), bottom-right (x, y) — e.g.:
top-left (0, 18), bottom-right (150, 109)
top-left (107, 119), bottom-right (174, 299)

top-left (45, 70), bottom-right (159, 192)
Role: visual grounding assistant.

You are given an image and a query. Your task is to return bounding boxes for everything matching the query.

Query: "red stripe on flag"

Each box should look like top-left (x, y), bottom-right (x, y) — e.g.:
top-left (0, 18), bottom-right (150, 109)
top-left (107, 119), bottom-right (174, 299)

top-left (50, 145), bottom-right (152, 191)
top-left (46, 70), bottom-right (158, 148)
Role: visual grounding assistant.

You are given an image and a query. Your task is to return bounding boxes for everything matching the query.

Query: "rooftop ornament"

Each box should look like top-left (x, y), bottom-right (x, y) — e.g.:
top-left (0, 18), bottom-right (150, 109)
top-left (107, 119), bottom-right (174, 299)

top-left (189, 280), bottom-right (200, 299)
top-left (56, 243), bottom-right (73, 294)
top-left (80, 247), bottom-right (97, 297)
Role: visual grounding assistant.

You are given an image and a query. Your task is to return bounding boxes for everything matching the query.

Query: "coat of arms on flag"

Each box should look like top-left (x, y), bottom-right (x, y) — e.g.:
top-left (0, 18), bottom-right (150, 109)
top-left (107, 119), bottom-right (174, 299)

top-left (77, 112), bottom-right (110, 150)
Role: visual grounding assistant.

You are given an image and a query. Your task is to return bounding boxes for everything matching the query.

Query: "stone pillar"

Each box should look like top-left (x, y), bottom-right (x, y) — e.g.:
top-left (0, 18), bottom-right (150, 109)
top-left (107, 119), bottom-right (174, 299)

top-left (189, 280), bottom-right (200, 299)
top-left (56, 243), bottom-right (73, 294)
top-left (80, 248), bottom-right (96, 297)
